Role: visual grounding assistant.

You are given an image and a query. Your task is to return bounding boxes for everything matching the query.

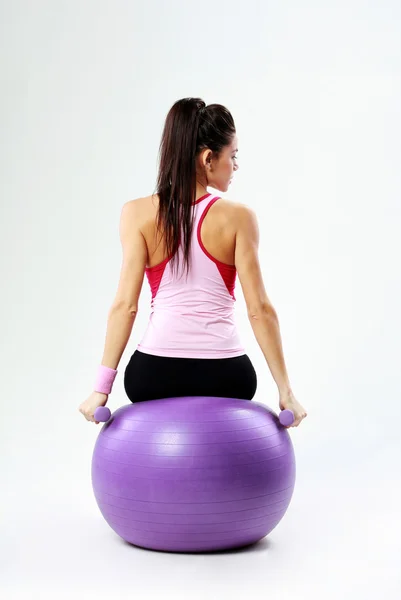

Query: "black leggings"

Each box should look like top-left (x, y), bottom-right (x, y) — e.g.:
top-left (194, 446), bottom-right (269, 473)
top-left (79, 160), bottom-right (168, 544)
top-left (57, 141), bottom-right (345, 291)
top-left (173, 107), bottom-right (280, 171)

top-left (124, 350), bottom-right (257, 403)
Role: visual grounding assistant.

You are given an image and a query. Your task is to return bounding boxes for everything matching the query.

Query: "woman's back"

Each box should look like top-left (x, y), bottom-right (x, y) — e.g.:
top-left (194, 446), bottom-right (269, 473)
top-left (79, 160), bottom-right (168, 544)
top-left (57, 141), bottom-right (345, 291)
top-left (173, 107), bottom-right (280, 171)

top-left (139, 192), bottom-right (239, 268)
top-left (136, 191), bottom-right (246, 359)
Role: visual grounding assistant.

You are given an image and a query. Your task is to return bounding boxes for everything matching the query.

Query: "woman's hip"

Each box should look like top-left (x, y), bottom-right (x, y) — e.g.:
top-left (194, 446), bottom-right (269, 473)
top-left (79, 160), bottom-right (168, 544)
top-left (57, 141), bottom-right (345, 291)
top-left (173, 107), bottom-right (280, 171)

top-left (124, 350), bottom-right (257, 403)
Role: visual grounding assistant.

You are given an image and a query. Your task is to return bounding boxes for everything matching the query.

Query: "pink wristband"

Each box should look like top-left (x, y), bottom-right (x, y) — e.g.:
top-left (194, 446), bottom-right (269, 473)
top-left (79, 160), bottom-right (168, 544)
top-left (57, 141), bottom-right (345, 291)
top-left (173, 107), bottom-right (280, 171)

top-left (94, 365), bottom-right (118, 395)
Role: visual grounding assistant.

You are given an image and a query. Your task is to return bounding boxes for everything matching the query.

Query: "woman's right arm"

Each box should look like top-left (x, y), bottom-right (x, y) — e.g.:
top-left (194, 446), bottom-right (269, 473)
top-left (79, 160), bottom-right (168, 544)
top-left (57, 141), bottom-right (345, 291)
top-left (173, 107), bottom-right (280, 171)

top-left (234, 204), bottom-right (293, 393)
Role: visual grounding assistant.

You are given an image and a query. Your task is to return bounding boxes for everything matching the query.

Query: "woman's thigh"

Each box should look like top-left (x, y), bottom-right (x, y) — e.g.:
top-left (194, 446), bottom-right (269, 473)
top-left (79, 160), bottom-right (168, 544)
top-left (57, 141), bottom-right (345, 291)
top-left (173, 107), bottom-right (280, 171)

top-left (124, 351), bottom-right (257, 403)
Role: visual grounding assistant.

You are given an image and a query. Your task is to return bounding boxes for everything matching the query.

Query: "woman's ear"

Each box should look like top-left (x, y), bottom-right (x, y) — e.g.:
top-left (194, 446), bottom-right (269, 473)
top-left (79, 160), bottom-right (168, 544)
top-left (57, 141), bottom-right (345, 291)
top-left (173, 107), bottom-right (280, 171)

top-left (200, 148), bottom-right (213, 168)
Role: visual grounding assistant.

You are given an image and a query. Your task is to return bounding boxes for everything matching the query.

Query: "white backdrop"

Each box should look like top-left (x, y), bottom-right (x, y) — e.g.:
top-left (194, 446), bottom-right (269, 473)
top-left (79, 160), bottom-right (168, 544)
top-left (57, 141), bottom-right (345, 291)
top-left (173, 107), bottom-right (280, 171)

top-left (1, 1), bottom-right (400, 598)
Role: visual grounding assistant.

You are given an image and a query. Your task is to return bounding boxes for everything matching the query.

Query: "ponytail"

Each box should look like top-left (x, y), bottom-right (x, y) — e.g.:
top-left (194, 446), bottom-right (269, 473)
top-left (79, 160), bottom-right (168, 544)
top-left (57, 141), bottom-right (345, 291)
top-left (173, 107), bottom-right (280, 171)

top-left (153, 97), bottom-right (236, 277)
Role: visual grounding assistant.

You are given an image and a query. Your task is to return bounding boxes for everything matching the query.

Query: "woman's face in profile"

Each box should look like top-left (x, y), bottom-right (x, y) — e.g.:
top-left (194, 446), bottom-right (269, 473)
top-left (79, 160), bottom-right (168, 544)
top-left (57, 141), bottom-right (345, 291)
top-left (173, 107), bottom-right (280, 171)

top-left (199, 135), bottom-right (239, 193)
top-left (213, 135), bottom-right (239, 193)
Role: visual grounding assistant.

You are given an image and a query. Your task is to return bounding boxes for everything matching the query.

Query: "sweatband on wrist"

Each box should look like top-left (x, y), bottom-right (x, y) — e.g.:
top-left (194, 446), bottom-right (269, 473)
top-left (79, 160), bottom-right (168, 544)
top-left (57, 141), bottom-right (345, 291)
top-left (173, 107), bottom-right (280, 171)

top-left (94, 365), bottom-right (118, 395)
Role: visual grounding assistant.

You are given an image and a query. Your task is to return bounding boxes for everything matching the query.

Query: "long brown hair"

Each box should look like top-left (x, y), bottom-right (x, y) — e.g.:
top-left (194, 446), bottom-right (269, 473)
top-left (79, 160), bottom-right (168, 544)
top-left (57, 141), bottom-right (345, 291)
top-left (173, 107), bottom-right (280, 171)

top-left (153, 97), bottom-right (236, 278)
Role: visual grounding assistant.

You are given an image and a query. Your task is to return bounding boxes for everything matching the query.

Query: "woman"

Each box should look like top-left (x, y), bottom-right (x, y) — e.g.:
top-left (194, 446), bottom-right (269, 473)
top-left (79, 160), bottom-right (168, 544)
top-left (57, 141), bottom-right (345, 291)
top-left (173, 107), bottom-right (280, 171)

top-left (78, 97), bottom-right (307, 427)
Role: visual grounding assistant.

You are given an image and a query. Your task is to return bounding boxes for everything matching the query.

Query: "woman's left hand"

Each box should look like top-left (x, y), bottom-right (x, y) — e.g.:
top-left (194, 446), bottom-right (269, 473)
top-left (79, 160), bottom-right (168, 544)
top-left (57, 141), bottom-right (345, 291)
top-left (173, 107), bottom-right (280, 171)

top-left (78, 391), bottom-right (109, 424)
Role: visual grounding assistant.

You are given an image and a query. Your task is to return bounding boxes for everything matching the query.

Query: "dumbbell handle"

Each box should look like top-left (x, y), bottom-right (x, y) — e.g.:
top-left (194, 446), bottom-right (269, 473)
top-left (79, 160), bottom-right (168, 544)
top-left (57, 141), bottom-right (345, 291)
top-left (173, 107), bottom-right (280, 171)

top-left (95, 406), bottom-right (294, 426)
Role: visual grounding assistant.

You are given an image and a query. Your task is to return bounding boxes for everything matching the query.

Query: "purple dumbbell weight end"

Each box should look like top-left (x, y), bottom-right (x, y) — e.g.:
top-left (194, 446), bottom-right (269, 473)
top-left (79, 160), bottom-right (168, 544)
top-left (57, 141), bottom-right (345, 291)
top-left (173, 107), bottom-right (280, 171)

top-left (94, 406), bottom-right (112, 422)
top-left (279, 409), bottom-right (295, 426)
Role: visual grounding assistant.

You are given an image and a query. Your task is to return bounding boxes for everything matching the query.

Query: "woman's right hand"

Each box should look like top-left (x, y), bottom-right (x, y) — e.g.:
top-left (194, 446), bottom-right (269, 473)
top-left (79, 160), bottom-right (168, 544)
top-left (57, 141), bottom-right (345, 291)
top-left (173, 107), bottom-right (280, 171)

top-left (279, 389), bottom-right (308, 428)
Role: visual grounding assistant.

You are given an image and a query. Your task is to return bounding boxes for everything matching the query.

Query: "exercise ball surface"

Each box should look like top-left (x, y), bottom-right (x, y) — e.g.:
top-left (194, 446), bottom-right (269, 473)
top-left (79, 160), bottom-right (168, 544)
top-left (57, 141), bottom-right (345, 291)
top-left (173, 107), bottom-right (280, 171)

top-left (92, 396), bottom-right (296, 553)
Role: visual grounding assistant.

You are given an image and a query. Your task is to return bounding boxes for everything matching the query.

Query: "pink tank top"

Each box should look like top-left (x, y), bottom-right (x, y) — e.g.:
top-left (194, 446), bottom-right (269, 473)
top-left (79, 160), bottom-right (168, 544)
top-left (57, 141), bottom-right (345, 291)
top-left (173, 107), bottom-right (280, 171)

top-left (137, 192), bottom-right (245, 359)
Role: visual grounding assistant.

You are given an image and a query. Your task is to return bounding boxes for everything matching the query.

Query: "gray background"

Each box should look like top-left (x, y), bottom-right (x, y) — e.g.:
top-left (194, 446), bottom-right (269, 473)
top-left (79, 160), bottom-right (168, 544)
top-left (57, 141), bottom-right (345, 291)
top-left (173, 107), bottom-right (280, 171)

top-left (1, 0), bottom-right (400, 598)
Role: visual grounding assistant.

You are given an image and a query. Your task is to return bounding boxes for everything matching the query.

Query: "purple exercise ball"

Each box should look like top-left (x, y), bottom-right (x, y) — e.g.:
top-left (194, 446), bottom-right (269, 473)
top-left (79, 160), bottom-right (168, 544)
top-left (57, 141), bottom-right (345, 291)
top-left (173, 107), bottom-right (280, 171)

top-left (91, 396), bottom-right (296, 553)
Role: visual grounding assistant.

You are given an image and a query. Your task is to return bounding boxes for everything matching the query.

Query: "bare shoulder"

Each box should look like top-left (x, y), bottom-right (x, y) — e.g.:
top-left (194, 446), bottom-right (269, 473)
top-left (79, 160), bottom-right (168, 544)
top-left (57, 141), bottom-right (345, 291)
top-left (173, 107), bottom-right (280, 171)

top-left (218, 198), bottom-right (258, 230)
top-left (120, 196), bottom-right (154, 227)
top-left (122, 196), bottom-right (149, 212)
top-left (218, 197), bottom-right (255, 213)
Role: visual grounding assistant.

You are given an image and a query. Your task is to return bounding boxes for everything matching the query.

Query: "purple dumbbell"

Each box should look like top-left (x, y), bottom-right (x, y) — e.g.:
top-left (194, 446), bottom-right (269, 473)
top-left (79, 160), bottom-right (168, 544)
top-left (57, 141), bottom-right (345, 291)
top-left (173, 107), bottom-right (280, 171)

top-left (279, 409), bottom-right (295, 427)
top-left (94, 406), bottom-right (112, 422)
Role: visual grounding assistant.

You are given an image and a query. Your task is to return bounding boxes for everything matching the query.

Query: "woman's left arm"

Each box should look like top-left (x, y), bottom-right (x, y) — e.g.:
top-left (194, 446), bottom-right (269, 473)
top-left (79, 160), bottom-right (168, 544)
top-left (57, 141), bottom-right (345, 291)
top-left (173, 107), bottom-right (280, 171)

top-left (100, 200), bottom-right (148, 370)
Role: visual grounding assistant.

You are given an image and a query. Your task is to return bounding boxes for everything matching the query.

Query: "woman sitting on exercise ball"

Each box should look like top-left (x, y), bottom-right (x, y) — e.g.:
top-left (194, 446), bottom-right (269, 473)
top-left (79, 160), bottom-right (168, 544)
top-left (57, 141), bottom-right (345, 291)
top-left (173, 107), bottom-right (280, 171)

top-left (78, 97), bottom-right (307, 427)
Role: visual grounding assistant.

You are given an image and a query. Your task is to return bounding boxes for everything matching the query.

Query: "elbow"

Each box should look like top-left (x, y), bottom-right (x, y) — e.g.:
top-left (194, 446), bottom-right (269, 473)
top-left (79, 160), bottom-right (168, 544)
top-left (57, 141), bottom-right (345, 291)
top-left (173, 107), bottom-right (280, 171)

top-left (110, 301), bottom-right (138, 316)
top-left (247, 302), bottom-right (276, 320)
